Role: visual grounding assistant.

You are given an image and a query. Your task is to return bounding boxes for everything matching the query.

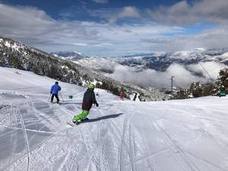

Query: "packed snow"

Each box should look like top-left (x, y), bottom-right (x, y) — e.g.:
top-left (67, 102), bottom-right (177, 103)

top-left (0, 67), bottom-right (228, 171)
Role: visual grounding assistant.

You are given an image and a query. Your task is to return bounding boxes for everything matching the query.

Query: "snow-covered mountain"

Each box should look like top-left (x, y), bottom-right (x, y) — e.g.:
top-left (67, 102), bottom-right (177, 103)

top-left (118, 49), bottom-right (228, 71)
top-left (0, 37), bottom-right (167, 101)
top-left (55, 48), bottom-right (228, 72)
top-left (0, 37), bottom-right (100, 85)
top-left (1, 66), bottom-right (228, 171)
top-left (57, 49), bottom-right (228, 89)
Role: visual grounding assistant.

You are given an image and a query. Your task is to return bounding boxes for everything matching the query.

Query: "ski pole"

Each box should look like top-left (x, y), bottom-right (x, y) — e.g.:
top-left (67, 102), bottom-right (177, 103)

top-left (48, 94), bottom-right (51, 102)
top-left (60, 92), bottom-right (64, 102)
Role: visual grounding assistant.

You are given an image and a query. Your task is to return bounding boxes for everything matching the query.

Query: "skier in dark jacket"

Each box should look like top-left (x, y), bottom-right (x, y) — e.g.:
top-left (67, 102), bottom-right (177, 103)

top-left (50, 81), bottom-right (61, 103)
top-left (119, 87), bottom-right (125, 100)
top-left (72, 83), bottom-right (99, 124)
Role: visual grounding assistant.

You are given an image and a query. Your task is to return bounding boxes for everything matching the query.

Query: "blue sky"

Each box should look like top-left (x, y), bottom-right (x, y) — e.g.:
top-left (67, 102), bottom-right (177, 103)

top-left (0, 0), bottom-right (227, 56)
top-left (1, 0), bottom-right (183, 18)
top-left (1, 0), bottom-right (190, 23)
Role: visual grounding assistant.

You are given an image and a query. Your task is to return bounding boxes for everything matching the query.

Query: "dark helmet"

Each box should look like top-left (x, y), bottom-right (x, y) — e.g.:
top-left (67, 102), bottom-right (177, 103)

top-left (55, 81), bottom-right (59, 84)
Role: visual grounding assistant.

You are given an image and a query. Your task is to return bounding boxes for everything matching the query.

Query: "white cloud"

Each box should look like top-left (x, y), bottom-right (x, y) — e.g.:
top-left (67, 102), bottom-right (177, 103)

top-left (88, 6), bottom-right (141, 23)
top-left (109, 6), bottom-right (141, 23)
top-left (106, 64), bottom-right (200, 88)
top-left (0, 2), bottom-right (227, 57)
top-left (105, 62), bottom-right (227, 89)
top-left (0, 3), bottom-right (54, 35)
top-left (73, 43), bottom-right (88, 46)
top-left (187, 62), bottom-right (227, 80)
top-left (0, 3), bottom-right (184, 56)
top-left (119, 6), bottom-right (140, 18)
top-left (163, 27), bottom-right (228, 52)
top-left (93, 42), bottom-right (113, 47)
top-left (92, 0), bottom-right (108, 4)
top-left (149, 0), bottom-right (228, 25)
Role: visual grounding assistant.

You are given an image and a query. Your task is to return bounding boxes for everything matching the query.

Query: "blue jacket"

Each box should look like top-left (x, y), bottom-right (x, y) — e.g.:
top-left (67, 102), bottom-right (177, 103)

top-left (50, 83), bottom-right (61, 95)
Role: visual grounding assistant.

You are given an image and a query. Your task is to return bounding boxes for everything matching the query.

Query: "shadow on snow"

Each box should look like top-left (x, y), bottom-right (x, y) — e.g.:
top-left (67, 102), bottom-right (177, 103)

top-left (82, 113), bottom-right (123, 123)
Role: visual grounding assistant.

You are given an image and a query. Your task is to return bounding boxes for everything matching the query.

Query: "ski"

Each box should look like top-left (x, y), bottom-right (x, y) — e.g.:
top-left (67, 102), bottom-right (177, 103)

top-left (66, 121), bottom-right (77, 127)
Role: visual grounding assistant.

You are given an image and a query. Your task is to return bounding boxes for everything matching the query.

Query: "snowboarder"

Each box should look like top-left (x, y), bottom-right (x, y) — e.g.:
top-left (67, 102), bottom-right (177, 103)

top-left (50, 81), bottom-right (61, 103)
top-left (72, 83), bottom-right (99, 124)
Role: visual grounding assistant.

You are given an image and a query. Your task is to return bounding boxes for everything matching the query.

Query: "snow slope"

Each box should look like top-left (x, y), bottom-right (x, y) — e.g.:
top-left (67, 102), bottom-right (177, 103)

top-left (0, 67), bottom-right (228, 171)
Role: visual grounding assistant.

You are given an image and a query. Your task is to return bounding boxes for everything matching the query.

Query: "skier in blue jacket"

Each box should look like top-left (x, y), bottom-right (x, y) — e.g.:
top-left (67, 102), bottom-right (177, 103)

top-left (50, 81), bottom-right (61, 103)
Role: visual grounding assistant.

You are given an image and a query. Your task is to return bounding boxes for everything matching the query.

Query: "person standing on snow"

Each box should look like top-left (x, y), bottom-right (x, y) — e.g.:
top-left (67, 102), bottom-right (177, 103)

top-left (219, 85), bottom-right (226, 97)
top-left (72, 83), bottom-right (99, 124)
top-left (50, 81), bottom-right (61, 103)
top-left (133, 92), bottom-right (137, 101)
top-left (119, 87), bottom-right (126, 100)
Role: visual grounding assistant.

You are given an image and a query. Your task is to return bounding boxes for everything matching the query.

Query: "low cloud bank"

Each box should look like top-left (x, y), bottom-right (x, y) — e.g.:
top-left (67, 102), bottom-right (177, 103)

top-left (105, 62), bottom-right (226, 89)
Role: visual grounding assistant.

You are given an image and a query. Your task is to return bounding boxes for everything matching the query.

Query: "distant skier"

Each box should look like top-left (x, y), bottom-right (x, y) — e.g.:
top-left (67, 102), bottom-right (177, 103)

top-left (72, 83), bottom-right (99, 124)
top-left (50, 81), bottom-right (61, 103)
top-left (219, 85), bottom-right (226, 97)
top-left (133, 92), bottom-right (137, 101)
top-left (138, 94), bottom-right (142, 101)
top-left (120, 87), bottom-right (126, 100)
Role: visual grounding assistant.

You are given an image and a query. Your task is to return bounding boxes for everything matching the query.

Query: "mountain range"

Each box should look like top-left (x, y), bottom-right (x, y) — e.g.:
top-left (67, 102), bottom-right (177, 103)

top-left (1, 36), bottom-right (227, 100)
top-left (53, 49), bottom-right (228, 89)
top-left (0, 37), bottom-right (167, 101)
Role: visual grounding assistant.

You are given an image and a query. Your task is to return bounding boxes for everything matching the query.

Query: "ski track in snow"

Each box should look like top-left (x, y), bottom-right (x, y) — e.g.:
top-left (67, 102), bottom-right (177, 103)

top-left (0, 67), bottom-right (228, 170)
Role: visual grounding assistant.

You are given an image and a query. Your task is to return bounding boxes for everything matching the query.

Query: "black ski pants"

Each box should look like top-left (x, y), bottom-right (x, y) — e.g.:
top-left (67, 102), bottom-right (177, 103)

top-left (51, 94), bottom-right (59, 103)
